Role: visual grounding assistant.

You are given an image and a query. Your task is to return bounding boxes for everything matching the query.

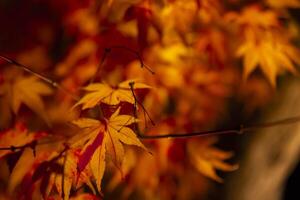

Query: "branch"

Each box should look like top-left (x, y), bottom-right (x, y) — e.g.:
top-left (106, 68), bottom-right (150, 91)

top-left (0, 141), bottom-right (39, 158)
top-left (129, 81), bottom-right (155, 127)
top-left (1, 45), bottom-right (154, 101)
top-left (3, 53), bottom-right (300, 141)
top-left (1, 115), bottom-right (300, 153)
top-left (90, 48), bottom-right (111, 83)
top-left (108, 46), bottom-right (155, 74)
top-left (0, 139), bottom-right (61, 156)
top-left (138, 115), bottom-right (300, 139)
top-left (0, 55), bottom-right (79, 101)
top-left (90, 46), bottom-right (155, 84)
top-left (0, 141), bottom-right (37, 151)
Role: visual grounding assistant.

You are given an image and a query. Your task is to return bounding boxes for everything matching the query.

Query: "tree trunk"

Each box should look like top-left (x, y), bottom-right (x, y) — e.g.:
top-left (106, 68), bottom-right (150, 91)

top-left (226, 78), bottom-right (300, 200)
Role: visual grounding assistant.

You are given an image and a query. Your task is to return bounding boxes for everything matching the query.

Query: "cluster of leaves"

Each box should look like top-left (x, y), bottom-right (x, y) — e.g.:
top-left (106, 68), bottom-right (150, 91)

top-left (1, 0), bottom-right (300, 199)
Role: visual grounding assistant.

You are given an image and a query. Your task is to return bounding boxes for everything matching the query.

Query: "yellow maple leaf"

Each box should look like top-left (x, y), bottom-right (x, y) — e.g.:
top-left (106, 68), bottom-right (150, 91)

top-left (226, 6), bottom-right (279, 28)
top-left (7, 147), bottom-right (51, 198)
top-left (70, 107), bottom-right (146, 192)
top-left (46, 150), bottom-right (94, 200)
top-left (187, 137), bottom-right (238, 183)
top-left (9, 143), bottom-right (93, 200)
top-left (227, 6), bottom-right (300, 86)
top-left (0, 71), bottom-right (53, 122)
top-left (237, 29), bottom-right (299, 86)
top-left (74, 79), bottom-right (151, 109)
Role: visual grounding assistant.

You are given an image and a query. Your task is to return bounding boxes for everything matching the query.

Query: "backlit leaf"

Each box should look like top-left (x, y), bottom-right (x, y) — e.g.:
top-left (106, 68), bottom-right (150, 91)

top-left (71, 108), bottom-right (146, 192)
top-left (73, 79), bottom-right (150, 109)
top-left (188, 138), bottom-right (238, 182)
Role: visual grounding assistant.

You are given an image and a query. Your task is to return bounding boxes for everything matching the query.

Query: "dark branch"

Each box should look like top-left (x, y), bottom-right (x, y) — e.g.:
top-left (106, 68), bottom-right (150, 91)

top-left (90, 46), bottom-right (154, 84)
top-left (90, 48), bottom-right (111, 83)
top-left (109, 46), bottom-right (155, 74)
top-left (1, 116), bottom-right (300, 152)
top-left (128, 81), bottom-right (155, 136)
top-left (0, 141), bottom-right (39, 158)
top-left (0, 55), bottom-right (79, 101)
top-left (129, 81), bottom-right (155, 126)
top-left (0, 140), bottom-right (60, 155)
top-left (138, 115), bottom-right (300, 139)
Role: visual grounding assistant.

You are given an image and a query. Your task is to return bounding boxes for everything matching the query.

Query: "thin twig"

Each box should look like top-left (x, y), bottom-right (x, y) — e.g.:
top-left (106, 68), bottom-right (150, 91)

top-left (0, 139), bottom-right (59, 152)
top-left (0, 55), bottom-right (79, 101)
top-left (90, 48), bottom-right (111, 83)
top-left (109, 46), bottom-right (155, 74)
top-left (128, 81), bottom-right (155, 136)
top-left (1, 116), bottom-right (300, 152)
top-left (90, 46), bottom-right (155, 84)
top-left (139, 115), bottom-right (300, 139)
top-left (130, 82), bottom-right (140, 135)
top-left (129, 82), bottom-right (155, 126)
top-left (0, 141), bottom-right (36, 151)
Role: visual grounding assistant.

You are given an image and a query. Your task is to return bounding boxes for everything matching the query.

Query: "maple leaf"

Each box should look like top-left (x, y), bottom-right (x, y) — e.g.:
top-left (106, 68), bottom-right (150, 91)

top-left (47, 151), bottom-right (76, 200)
top-left (74, 79), bottom-right (150, 109)
top-left (227, 6), bottom-right (300, 86)
top-left (107, 149), bottom-right (158, 199)
top-left (71, 107), bottom-right (146, 192)
top-left (45, 150), bottom-right (94, 200)
top-left (6, 140), bottom-right (92, 200)
top-left (7, 142), bottom-right (61, 198)
top-left (124, 2), bottom-right (162, 50)
top-left (187, 138), bottom-right (238, 183)
top-left (159, 0), bottom-right (198, 35)
top-left (8, 147), bottom-right (37, 194)
top-left (0, 70), bottom-right (53, 122)
top-left (225, 6), bottom-right (279, 28)
top-left (236, 29), bottom-right (299, 86)
top-left (0, 123), bottom-right (45, 158)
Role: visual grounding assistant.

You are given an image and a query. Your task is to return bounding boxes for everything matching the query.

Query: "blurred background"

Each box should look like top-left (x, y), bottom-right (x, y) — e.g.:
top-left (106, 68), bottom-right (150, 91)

top-left (1, 0), bottom-right (300, 199)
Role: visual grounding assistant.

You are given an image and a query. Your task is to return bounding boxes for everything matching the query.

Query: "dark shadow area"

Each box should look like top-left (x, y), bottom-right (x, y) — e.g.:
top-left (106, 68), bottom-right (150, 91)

top-left (284, 161), bottom-right (300, 200)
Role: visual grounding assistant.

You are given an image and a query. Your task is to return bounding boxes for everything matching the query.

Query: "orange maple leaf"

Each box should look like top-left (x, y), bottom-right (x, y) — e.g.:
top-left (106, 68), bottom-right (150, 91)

top-left (227, 6), bottom-right (300, 86)
top-left (188, 137), bottom-right (238, 182)
top-left (236, 29), bottom-right (299, 86)
top-left (0, 123), bottom-right (45, 158)
top-left (0, 70), bottom-right (53, 122)
top-left (45, 150), bottom-right (94, 200)
top-left (70, 107), bottom-right (146, 192)
top-left (74, 79), bottom-right (150, 109)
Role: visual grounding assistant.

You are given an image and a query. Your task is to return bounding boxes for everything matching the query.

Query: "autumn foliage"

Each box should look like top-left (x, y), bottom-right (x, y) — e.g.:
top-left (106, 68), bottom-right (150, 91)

top-left (0, 0), bottom-right (300, 199)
